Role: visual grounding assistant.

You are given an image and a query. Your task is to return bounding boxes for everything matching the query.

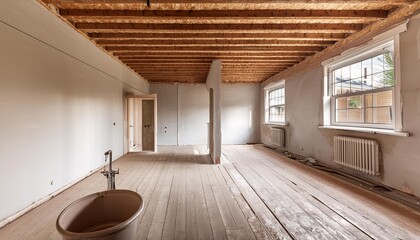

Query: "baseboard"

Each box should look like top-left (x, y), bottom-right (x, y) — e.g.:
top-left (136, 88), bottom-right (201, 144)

top-left (0, 165), bottom-right (103, 228)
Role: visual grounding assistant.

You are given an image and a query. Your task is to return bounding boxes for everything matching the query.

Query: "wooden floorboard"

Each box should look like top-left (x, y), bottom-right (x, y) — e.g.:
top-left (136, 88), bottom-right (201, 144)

top-left (1, 145), bottom-right (419, 240)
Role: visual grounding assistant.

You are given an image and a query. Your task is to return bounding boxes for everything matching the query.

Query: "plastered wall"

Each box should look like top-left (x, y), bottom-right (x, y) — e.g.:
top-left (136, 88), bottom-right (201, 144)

top-left (222, 84), bottom-right (261, 144)
top-left (0, 0), bottom-right (148, 223)
top-left (150, 83), bottom-right (261, 146)
top-left (261, 17), bottom-right (420, 197)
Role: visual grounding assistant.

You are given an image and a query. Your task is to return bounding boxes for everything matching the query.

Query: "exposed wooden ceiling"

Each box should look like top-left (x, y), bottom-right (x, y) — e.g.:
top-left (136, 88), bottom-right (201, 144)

top-left (39, 0), bottom-right (416, 83)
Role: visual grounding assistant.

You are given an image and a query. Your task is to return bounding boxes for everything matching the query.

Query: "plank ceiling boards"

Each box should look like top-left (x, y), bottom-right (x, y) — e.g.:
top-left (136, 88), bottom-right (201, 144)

top-left (38, 0), bottom-right (417, 83)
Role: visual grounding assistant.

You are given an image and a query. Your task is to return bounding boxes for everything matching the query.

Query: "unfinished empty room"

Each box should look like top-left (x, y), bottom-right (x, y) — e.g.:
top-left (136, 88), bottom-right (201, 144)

top-left (2, 0), bottom-right (420, 239)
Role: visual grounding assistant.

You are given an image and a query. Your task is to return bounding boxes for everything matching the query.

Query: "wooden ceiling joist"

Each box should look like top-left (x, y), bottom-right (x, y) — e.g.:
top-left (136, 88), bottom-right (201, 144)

top-left (96, 39), bottom-right (336, 46)
top-left (76, 23), bottom-right (364, 32)
top-left (61, 9), bottom-right (387, 24)
top-left (38, 0), bottom-right (417, 83)
top-left (89, 32), bottom-right (349, 40)
top-left (105, 45), bottom-right (325, 52)
top-left (42, 0), bottom-right (412, 11)
top-left (112, 52), bottom-right (314, 57)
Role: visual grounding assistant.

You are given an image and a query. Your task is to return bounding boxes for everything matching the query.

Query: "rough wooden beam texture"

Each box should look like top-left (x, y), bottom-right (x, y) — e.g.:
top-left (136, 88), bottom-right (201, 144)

top-left (37, 0), bottom-right (418, 83)
top-left (89, 32), bottom-right (349, 40)
top-left (264, 1), bottom-right (420, 84)
top-left (96, 39), bottom-right (337, 46)
top-left (60, 9), bottom-right (387, 24)
top-left (106, 45), bottom-right (325, 52)
top-left (112, 51), bottom-right (314, 56)
top-left (75, 23), bottom-right (364, 32)
top-left (118, 56), bottom-right (304, 60)
top-left (121, 59), bottom-right (300, 63)
top-left (41, 0), bottom-right (413, 11)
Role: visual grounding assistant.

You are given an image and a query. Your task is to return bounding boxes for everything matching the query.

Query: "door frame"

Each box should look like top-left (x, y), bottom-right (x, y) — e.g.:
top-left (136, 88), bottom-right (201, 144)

top-left (124, 94), bottom-right (158, 154)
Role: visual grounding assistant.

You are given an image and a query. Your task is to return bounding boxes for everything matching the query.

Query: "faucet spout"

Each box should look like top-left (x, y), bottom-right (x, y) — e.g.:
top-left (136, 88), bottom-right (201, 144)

top-left (101, 150), bottom-right (119, 190)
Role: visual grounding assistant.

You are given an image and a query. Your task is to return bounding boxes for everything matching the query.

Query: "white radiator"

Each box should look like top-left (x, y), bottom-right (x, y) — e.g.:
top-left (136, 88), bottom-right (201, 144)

top-left (334, 136), bottom-right (380, 176)
top-left (270, 128), bottom-right (285, 147)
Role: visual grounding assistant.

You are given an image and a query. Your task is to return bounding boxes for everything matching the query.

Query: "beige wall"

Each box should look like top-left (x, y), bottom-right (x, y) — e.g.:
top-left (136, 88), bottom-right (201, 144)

top-left (261, 17), bottom-right (420, 197)
top-left (0, 0), bottom-right (148, 224)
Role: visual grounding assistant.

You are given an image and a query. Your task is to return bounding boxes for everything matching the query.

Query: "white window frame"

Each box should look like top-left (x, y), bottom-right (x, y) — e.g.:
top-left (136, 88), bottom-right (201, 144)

top-left (264, 80), bottom-right (286, 125)
top-left (321, 23), bottom-right (407, 135)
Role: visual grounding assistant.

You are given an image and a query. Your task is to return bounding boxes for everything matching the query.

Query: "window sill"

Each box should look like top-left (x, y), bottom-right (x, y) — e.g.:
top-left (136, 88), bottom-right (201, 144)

top-left (318, 125), bottom-right (409, 137)
top-left (263, 122), bottom-right (289, 126)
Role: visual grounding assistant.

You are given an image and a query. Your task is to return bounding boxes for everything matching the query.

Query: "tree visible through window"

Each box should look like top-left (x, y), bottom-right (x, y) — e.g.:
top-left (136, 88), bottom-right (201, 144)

top-left (331, 44), bottom-right (395, 127)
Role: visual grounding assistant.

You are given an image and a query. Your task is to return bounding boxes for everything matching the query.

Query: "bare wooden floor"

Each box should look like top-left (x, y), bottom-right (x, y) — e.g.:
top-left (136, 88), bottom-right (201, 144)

top-left (1, 145), bottom-right (420, 239)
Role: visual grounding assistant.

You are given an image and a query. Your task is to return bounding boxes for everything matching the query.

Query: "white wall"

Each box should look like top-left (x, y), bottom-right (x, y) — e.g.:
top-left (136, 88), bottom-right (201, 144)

top-left (261, 17), bottom-right (420, 197)
top-left (152, 84), bottom-right (178, 145)
top-left (222, 84), bottom-right (261, 144)
top-left (150, 82), bottom-right (261, 146)
top-left (0, 0), bottom-right (148, 223)
top-left (177, 84), bottom-right (210, 145)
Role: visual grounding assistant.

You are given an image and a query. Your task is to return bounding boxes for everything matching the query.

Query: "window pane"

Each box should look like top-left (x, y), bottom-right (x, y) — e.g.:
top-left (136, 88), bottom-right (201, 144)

top-left (372, 72), bottom-right (384, 88)
top-left (374, 106), bottom-right (392, 124)
top-left (384, 52), bottom-right (394, 71)
top-left (361, 58), bottom-right (372, 78)
top-left (336, 97), bottom-right (347, 110)
top-left (383, 70), bottom-right (394, 87)
top-left (334, 69), bottom-right (342, 83)
top-left (362, 73), bottom-right (372, 91)
top-left (351, 62), bottom-right (362, 79)
top-left (269, 105), bottom-right (285, 122)
top-left (364, 93), bottom-right (373, 108)
top-left (365, 107), bottom-right (373, 123)
top-left (347, 95), bottom-right (362, 108)
top-left (336, 109), bottom-right (347, 122)
top-left (372, 54), bottom-right (384, 74)
top-left (374, 90), bottom-right (393, 107)
top-left (342, 80), bottom-right (351, 94)
top-left (351, 78), bottom-right (362, 93)
top-left (347, 108), bottom-right (363, 123)
top-left (334, 83), bottom-right (342, 95)
top-left (342, 66), bottom-right (351, 81)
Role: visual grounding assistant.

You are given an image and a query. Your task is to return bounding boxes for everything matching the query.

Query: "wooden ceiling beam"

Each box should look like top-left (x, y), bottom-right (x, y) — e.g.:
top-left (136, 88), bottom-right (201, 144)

top-left (42, 1), bottom-right (411, 11)
top-left (106, 45), bottom-right (325, 52)
top-left (96, 39), bottom-right (336, 46)
top-left (61, 9), bottom-right (387, 24)
top-left (127, 63), bottom-right (293, 66)
top-left (66, 17), bottom-right (379, 25)
top-left (37, 0), bottom-right (416, 84)
top-left (113, 52), bottom-right (315, 58)
top-left (76, 23), bottom-right (364, 32)
top-left (89, 32), bottom-right (349, 40)
top-left (118, 56), bottom-right (304, 60)
top-left (122, 59), bottom-right (300, 64)
top-left (60, 9), bottom-right (388, 18)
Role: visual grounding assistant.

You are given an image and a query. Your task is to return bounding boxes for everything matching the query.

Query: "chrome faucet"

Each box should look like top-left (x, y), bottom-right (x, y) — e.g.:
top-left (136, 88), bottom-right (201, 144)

top-left (101, 150), bottom-right (119, 190)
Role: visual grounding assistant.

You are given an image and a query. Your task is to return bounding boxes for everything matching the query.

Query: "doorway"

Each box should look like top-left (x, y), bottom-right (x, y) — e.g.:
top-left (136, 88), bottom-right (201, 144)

top-left (125, 94), bottom-right (157, 153)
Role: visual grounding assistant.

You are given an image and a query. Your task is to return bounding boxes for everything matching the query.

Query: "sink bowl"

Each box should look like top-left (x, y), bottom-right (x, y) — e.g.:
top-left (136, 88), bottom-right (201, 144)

top-left (56, 190), bottom-right (143, 240)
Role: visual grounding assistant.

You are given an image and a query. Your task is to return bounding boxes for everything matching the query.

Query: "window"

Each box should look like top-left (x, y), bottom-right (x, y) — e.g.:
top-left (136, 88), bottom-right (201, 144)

top-left (323, 36), bottom-right (402, 131)
top-left (264, 81), bottom-right (285, 124)
top-left (332, 49), bottom-right (394, 126)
